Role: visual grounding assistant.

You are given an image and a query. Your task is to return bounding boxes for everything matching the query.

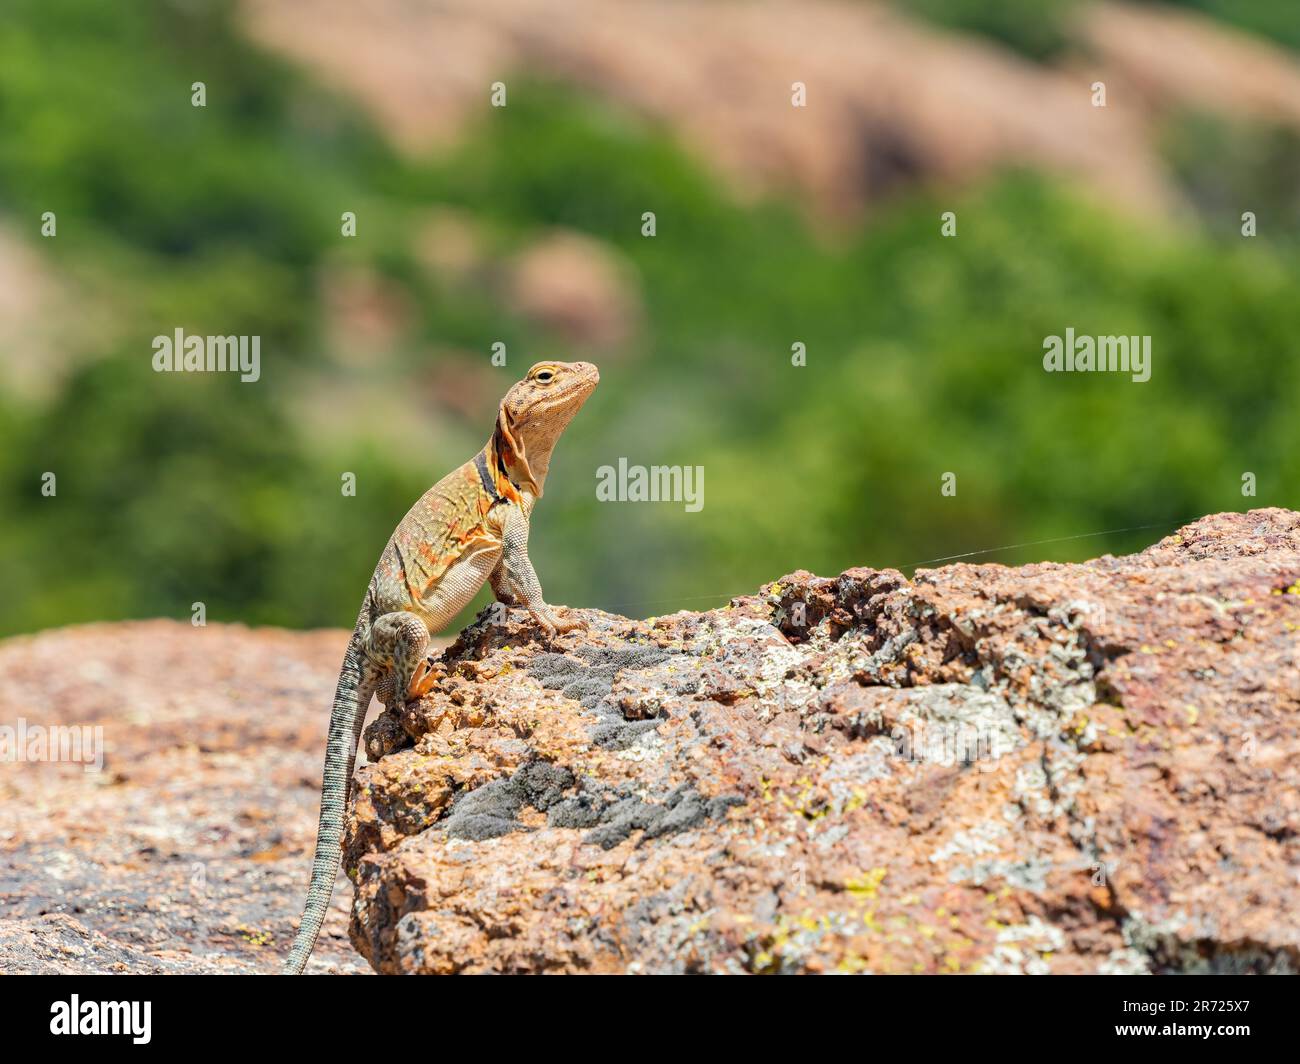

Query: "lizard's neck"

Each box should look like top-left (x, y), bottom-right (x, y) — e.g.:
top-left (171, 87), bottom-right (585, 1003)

top-left (488, 385), bottom-right (591, 502)
top-left (486, 424), bottom-right (557, 500)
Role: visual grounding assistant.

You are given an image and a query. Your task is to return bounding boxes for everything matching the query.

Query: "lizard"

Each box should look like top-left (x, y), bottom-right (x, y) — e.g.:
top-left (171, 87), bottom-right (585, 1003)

top-left (283, 360), bottom-right (599, 974)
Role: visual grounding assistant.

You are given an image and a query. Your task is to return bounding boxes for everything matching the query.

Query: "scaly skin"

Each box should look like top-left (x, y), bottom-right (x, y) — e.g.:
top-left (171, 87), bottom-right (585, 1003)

top-left (284, 360), bottom-right (599, 973)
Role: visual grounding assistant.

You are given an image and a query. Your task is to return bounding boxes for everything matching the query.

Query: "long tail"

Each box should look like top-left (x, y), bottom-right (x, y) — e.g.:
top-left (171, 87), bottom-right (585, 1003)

top-left (284, 627), bottom-right (372, 974)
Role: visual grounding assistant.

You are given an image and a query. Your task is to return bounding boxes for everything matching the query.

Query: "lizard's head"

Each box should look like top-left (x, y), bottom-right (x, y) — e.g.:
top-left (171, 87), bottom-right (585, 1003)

top-left (493, 360), bottom-right (599, 496)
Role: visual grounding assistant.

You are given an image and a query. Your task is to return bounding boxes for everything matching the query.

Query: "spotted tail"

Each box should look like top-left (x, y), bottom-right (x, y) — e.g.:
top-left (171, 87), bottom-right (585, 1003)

top-left (283, 624), bottom-right (371, 974)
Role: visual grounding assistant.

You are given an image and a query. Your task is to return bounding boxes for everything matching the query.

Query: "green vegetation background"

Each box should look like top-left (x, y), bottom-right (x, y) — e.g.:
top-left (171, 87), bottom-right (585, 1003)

top-left (0, 0), bottom-right (1296, 636)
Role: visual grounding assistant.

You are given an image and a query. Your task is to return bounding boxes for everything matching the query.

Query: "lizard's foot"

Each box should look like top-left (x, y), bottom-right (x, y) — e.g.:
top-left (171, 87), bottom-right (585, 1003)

top-left (529, 615), bottom-right (557, 641)
top-left (550, 609), bottom-right (588, 635)
top-left (406, 655), bottom-right (440, 700)
top-left (528, 606), bottom-right (587, 640)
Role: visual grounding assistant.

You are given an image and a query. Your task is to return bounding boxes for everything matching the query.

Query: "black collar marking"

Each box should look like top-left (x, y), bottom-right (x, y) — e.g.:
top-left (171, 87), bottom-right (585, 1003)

top-left (474, 451), bottom-right (501, 503)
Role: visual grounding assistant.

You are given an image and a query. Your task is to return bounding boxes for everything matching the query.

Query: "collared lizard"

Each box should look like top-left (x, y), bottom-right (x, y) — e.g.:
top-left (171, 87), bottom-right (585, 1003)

top-left (283, 360), bottom-right (599, 973)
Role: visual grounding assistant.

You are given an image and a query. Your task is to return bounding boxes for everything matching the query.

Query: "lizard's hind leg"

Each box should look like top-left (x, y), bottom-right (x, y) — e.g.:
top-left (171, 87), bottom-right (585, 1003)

top-left (365, 611), bottom-right (433, 706)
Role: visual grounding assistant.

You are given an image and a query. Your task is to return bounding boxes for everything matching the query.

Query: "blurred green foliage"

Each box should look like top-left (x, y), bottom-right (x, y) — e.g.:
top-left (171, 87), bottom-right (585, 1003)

top-left (894, 0), bottom-right (1080, 60)
top-left (0, 0), bottom-right (1297, 637)
top-left (1163, 111), bottom-right (1300, 241)
top-left (1157, 0), bottom-right (1300, 52)
top-left (900, 0), bottom-right (1300, 58)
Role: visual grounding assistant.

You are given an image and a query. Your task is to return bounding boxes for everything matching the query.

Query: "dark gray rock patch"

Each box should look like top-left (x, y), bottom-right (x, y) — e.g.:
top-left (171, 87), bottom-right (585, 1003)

top-left (444, 766), bottom-right (742, 850)
top-left (442, 761), bottom-right (575, 841)
top-left (527, 642), bottom-right (681, 748)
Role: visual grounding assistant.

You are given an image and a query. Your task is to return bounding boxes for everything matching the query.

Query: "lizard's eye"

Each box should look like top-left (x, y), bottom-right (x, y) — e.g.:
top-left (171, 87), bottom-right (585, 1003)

top-left (534, 369), bottom-right (554, 383)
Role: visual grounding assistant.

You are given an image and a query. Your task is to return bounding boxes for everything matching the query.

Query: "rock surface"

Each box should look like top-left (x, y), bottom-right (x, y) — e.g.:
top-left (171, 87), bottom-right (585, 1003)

top-left (0, 621), bottom-right (374, 974)
top-left (1, 509), bottom-right (1296, 974)
top-left (348, 509), bottom-right (1299, 974)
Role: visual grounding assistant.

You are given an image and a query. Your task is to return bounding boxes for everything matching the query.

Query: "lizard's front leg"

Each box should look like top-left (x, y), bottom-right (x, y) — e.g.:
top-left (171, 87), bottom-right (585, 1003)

top-left (369, 547), bottom-right (500, 704)
top-left (494, 504), bottom-right (586, 637)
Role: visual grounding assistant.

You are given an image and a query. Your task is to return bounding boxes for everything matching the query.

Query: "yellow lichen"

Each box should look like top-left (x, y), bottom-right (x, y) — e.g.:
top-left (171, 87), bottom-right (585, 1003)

top-left (844, 867), bottom-right (887, 899)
